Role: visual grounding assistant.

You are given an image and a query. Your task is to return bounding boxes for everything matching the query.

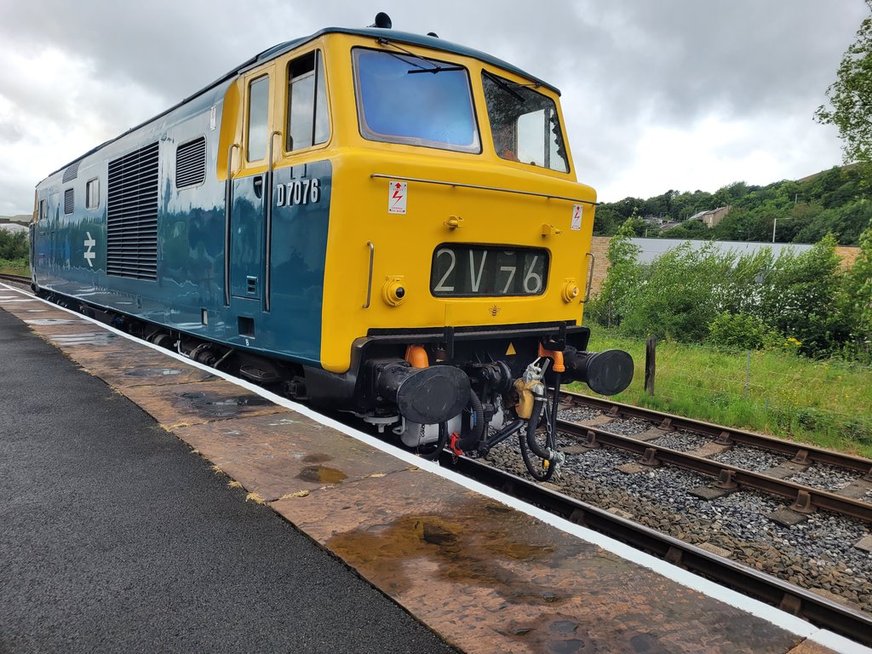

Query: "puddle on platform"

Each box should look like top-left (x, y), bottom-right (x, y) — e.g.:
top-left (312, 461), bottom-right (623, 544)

top-left (25, 318), bottom-right (88, 326)
top-left (501, 614), bottom-right (601, 654)
top-left (326, 499), bottom-right (584, 605)
top-left (125, 367), bottom-right (184, 378)
top-left (297, 465), bottom-right (347, 484)
top-left (52, 332), bottom-right (117, 346)
top-left (175, 390), bottom-right (274, 417)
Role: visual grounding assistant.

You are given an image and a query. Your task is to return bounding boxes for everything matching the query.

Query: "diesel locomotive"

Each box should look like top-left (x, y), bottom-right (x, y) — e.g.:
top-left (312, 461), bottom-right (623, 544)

top-left (30, 14), bottom-right (633, 480)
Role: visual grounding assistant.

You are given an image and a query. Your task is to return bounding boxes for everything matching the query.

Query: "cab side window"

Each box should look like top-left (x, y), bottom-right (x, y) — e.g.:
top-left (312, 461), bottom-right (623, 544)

top-left (86, 178), bottom-right (100, 208)
top-left (287, 50), bottom-right (329, 151)
top-left (247, 75), bottom-right (270, 162)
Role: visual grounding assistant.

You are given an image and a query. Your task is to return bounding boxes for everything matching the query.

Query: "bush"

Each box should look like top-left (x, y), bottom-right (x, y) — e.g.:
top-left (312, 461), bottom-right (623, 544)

top-left (586, 220), bottom-right (641, 328)
top-left (589, 229), bottom-right (869, 361)
top-left (708, 312), bottom-right (778, 351)
top-left (757, 235), bottom-right (850, 357)
top-left (618, 242), bottom-right (736, 341)
top-left (0, 230), bottom-right (28, 260)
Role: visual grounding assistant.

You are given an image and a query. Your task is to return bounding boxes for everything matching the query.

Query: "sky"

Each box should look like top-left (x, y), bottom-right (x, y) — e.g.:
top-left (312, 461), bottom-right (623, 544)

top-left (0, 1), bottom-right (867, 215)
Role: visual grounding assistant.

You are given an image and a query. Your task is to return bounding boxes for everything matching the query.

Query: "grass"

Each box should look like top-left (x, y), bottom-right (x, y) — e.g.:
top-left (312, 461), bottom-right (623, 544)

top-left (571, 327), bottom-right (872, 458)
top-left (0, 258), bottom-right (29, 276)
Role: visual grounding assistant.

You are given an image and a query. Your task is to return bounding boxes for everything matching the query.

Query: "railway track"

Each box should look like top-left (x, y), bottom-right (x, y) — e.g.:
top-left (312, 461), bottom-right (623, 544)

top-left (0, 273), bottom-right (31, 287)
top-left (558, 391), bottom-right (872, 525)
top-left (443, 452), bottom-right (872, 647)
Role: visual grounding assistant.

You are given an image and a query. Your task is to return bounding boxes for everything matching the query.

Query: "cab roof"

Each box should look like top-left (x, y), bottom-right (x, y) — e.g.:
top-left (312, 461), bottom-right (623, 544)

top-left (254, 27), bottom-right (560, 95)
top-left (48, 26), bottom-right (558, 178)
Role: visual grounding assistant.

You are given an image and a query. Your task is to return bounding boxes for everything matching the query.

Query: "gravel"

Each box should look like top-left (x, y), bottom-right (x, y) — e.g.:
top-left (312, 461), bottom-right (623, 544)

top-left (787, 464), bottom-right (864, 493)
top-left (600, 417), bottom-right (651, 436)
top-left (483, 438), bottom-right (872, 614)
top-left (649, 430), bottom-right (710, 452)
top-left (558, 406), bottom-right (603, 422)
top-left (710, 446), bottom-right (791, 472)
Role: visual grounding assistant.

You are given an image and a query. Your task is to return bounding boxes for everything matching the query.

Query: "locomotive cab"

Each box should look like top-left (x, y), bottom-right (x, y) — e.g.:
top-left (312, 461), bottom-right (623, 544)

top-left (259, 25), bottom-right (636, 477)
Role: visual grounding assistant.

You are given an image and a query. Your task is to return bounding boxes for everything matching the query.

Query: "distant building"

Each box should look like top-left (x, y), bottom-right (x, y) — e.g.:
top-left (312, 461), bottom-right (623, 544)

top-left (641, 215), bottom-right (682, 233)
top-left (0, 214), bottom-right (32, 225)
top-left (688, 206), bottom-right (731, 228)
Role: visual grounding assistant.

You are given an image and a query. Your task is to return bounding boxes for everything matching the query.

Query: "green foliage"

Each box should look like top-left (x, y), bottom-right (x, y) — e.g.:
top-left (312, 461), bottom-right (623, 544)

top-left (839, 223), bottom-right (872, 362)
top-left (619, 243), bottom-right (733, 341)
top-left (792, 198), bottom-right (872, 244)
top-left (579, 327), bottom-right (872, 456)
top-left (589, 231), bottom-right (868, 361)
top-left (758, 235), bottom-right (848, 356)
top-left (586, 220), bottom-right (640, 327)
top-left (594, 162), bottom-right (872, 245)
top-left (659, 219), bottom-right (710, 239)
top-left (708, 312), bottom-right (779, 351)
top-left (815, 0), bottom-right (872, 163)
top-left (0, 229), bottom-right (28, 260)
top-left (0, 258), bottom-right (29, 276)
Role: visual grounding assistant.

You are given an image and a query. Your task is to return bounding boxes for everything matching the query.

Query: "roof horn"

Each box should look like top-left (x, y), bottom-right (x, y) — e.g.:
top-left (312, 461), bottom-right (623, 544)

top-left (370, 12), bottom-right (392, 29)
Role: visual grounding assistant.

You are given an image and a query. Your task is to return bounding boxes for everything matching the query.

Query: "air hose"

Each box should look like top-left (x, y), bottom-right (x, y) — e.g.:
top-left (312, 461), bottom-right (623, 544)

top-left (456, 389), bottom-right (485, 451)
top-left (416, 421), bottom-right (449, 460)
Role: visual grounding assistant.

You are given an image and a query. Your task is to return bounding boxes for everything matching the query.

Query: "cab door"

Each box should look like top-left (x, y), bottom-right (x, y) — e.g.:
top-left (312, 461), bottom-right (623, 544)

top-left (229, 65), bottom-right (277, 302)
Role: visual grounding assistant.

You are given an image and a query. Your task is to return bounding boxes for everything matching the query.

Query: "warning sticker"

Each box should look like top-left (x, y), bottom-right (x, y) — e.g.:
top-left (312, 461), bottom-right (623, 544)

top-left (570, 204), bottom-right (583, 231)
top-left (388, 181), bottom-right (407, 214)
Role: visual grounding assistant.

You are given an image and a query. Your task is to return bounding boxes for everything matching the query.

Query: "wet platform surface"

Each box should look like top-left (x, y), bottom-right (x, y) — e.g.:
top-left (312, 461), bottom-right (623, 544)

top-left (0, 287), bottom-right (854, 654)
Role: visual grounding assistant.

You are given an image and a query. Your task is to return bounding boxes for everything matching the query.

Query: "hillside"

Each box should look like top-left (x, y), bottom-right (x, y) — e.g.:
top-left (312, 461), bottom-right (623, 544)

top-left (595, 162), bottom-right (872, 245)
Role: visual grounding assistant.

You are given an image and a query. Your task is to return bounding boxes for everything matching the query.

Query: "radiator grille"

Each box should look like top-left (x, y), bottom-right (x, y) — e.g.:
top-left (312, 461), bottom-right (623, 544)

top-left (176, 137), bottom-right (206, 188)
top-left (107, 142), bottom-right (159, 280)
top-left (62, 161), bottom-right (80, 182)
top-left (63, 188), bottom-right (74, 215)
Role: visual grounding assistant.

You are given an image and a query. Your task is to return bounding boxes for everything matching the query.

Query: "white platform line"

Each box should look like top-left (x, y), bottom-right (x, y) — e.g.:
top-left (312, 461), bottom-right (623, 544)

top-left (1, 282), bottom-right (867, 654)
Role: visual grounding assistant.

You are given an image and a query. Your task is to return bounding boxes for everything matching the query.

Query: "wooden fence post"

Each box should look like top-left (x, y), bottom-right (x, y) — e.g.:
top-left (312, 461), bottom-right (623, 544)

top-left (645, 336), bottom-right (657, 396)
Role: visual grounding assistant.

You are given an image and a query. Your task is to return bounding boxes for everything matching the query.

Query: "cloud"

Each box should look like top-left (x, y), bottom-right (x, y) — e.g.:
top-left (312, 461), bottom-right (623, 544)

top-left (0, 0), bottom-right (867, 213)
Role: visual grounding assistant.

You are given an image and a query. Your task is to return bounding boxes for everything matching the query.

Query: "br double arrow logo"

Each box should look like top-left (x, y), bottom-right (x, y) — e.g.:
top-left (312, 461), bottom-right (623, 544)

top-left (84, 232), bottom-right (96, 267)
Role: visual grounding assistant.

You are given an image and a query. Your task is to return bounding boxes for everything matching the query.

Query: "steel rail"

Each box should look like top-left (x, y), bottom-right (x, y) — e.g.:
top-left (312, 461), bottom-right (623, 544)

top-left (557, 419), bottom-right (872, 523)
top-left (0, 273), bottom-right (31, 285)
top-left (562, 391), bottom-right (872, 475)
top-left (441, 453), bottom-right (872, 647)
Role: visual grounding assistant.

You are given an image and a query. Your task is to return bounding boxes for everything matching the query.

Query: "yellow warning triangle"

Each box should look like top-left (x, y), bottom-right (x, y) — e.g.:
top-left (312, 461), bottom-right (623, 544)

top-left (505, 343), bottom-right (516, 356)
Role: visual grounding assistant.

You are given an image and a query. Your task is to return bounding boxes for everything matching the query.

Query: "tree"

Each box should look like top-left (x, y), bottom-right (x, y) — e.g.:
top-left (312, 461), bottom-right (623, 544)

top-left (815, 0), bottom-right (872, 163)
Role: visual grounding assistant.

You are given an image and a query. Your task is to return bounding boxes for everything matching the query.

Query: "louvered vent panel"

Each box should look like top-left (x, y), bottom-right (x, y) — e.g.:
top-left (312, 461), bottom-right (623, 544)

top-left (176, 137), bottom-right (206, 188)
top-left (62, 161), bottom-right (80, 182)
top-left (107, 142), bottom-right (159, 280)
top-left (64, 188), bottom-right (74, 214)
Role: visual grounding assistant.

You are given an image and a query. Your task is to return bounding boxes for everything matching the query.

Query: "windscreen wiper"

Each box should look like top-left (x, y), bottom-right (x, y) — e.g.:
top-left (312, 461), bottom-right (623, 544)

top-left (377, 38), bottom-right (462, 74)
top-left (407, 66), bottom-right (464, 74)
top-left (482, 69), bottom-right (526, 102)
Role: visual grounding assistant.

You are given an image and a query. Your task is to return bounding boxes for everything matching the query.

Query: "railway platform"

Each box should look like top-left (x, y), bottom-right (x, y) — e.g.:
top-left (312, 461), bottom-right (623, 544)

top-left (0, 284), bottom-right (866, 654)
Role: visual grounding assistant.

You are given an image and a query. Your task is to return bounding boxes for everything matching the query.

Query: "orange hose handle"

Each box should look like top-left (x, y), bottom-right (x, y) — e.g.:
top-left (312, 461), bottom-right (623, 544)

top-left (538, 343), bottom-right (565, 373)
top-left (405, 344), bottom-right (429, 368)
